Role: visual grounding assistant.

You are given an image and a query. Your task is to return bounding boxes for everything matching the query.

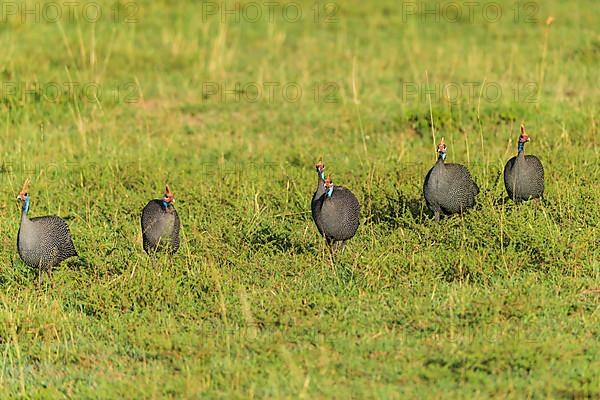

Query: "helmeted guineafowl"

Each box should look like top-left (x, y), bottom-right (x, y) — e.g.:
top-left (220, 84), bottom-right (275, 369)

top-left (141, 184), bottom-right (180, 254)
top-left (16, 179), bottom-right (78, 283)
top-left (504, 124), bottom-right (544, 202)
top-left (313, 173), bottom-right (360, 255)
top-left (423, 138), bottom-right (479, 221)
top-left (311, 159), bottom-right (326, 237)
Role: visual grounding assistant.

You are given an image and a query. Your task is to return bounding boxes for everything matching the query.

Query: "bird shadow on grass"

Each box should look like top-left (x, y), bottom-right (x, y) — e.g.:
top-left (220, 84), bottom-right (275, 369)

top-left (245, 223), bottom-right (317, 255)
top-left (65, 256), bottom-right (90, 272)
top-left (0, 257), bottom-right (37, 286)
top-left (492, 194), bottom-right (548, 211)
top-left (368, 192), bottom-right (429, 227)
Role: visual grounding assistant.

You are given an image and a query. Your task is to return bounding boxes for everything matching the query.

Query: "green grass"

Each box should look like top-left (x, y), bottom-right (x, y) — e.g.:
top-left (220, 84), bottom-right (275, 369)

top-left (0, 0), bottom-right (598, 398)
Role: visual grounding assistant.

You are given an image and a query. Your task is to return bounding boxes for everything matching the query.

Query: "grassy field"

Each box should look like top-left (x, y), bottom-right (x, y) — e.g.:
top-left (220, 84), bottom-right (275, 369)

top-left (0, 0), bottom-right (598, 397)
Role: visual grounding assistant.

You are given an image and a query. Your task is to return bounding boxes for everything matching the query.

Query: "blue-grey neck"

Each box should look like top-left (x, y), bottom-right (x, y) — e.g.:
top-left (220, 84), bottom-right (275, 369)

top-left (319, 171), bottom-right (325, 180)
top-left (438, 152), bottom-right (446, 162)
top-left (314, 172), bottom-right (326, 201)
top-left (22, 198), bottom-right (30, 214)
top-left (326, 187), bottom-right (334, 198)
top-left (162, 199), bottom-right (169, 208)
top-left (518, 142), bottom-right (525, 153)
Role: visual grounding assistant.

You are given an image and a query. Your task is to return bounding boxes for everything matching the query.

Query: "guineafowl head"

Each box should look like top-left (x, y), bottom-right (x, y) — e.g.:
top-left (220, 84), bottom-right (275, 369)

top-left (437, 138), bottom-right (447, 161)
top-left (162, 184), bottom-right (174, 208)
top-left (315, 159), bottom-right (325, 180)
top-left (518, 124), bottom-right (530, 153)
top-left (16, 178), bottom-right (31, 213)
top-left (324, 174), bottom-right (334, 198)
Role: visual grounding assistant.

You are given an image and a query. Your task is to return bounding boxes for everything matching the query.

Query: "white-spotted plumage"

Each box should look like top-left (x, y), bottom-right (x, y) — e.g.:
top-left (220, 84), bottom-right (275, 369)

top-left (16, 179), bottom-right (78, 283)
top-left (504, 124), bottom-right (544, 202)
top-left (312, 172), bottom-right (360, 255)
top-left (423, 139), bottom-right (479, 221)
top-left (141, 185), bottom-right (180, 254)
